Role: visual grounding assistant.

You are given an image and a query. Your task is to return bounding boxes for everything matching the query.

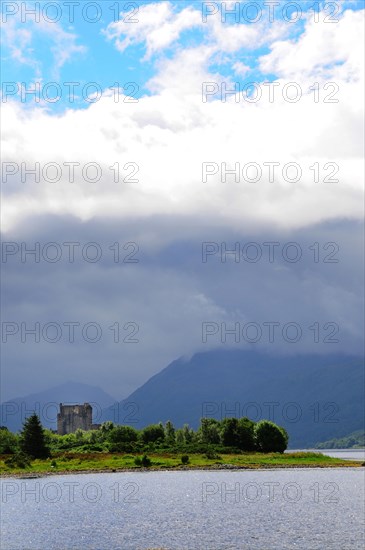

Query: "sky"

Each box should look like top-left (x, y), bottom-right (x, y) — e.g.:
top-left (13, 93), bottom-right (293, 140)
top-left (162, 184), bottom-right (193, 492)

top-left (1, 0), bottom-right (364, 401)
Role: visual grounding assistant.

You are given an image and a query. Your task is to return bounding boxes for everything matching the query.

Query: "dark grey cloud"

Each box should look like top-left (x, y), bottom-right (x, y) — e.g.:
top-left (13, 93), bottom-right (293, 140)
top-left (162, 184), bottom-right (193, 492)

top-left (1, 215), bottom-right (363, 401)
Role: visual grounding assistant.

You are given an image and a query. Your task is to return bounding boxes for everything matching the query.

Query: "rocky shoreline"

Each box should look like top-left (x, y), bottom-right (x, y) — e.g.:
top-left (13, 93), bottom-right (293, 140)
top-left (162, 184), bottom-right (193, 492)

top-left (1, 461), bottom-right (363, 478)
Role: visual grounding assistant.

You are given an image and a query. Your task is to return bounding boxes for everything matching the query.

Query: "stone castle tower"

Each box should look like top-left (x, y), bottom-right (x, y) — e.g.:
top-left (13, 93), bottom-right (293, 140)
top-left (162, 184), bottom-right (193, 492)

top-left (57, 403), bottom-right (92, 435)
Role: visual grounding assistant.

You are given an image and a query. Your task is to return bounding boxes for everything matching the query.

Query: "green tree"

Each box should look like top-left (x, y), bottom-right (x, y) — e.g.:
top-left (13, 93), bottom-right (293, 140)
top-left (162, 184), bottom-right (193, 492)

top-left (108, 425), bottom-right (138, 444)
top-left (19, 414), bottom-right (50, 458)
top-left (141, 424), bottom-right (165, 444)
top-left (221, 418), bottom-right (240, 447)
top-left (75, 429), bottom-right (84, 442)
top-left (108, 425), bottom-right (138, 452)
top-left (237, 417), bottom-right (256, 451)
top-left (0, 427), bottom-right (19, 454)
top-left (43, 428), bottom-right (60, 452)
top-left (100, 421), bottom-right (114, 434)
top-left (89, 431), bottom-right (98, 444)
top-left (175, 429), bottom-right (184, 445)
top-left (183, 424), bottom-right (194, 444)
top-left (199, 418), bottom-right (221, 444)
top-left (165, 420), bottom-right (176, 445)
top-left (254, 420), bottom-right (288, 453)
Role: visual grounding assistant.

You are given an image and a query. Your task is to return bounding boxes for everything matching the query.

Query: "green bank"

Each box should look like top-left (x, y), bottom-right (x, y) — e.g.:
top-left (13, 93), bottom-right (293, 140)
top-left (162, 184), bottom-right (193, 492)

top-left (1, 451), bottom-right (363, 477)
top-left (1, 414), bottom-right (363, 476)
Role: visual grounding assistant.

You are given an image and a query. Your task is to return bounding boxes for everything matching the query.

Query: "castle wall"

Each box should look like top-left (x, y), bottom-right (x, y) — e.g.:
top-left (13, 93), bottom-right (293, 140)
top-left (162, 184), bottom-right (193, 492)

top-left (57, 403), bottom-right (92, 435)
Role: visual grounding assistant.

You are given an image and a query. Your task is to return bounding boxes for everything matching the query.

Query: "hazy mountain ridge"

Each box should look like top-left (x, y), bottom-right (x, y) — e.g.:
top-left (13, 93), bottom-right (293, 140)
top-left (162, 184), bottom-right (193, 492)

top-left (2, 352), bottom-right (363, 448)
top-left (101, 350), bottom-right (364, 448)
top-left (315, 430), bottom-right (365, 449)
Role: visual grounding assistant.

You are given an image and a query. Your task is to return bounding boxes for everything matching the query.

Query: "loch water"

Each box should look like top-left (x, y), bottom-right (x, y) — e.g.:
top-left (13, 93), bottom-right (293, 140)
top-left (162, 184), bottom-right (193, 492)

top-left (1, 459), bottom-right (364, 549)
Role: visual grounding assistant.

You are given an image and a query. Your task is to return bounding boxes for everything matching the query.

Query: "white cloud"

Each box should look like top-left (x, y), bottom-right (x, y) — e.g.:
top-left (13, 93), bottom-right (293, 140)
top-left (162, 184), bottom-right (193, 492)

top-left (207, 12), bottom-right (291, 54)
top-left (232, 61), bottom-right (251, 77)
top-left (259, 9), bottom-right (364, 83)
top-left (1, 10), bottom-right (86, 79)
top-left (1, 17), bottom-right (40, 73)
top-left (105, 2), bottom-right (202, 59)
top-left (1, 36), bottom-right (363, 233)
top-left (1, 3), bottom-right (364, 401)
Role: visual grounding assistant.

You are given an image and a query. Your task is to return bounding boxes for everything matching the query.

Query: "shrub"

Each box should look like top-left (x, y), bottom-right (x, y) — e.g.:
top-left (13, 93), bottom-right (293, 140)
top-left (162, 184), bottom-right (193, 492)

top-left (199, 418), bottom-right (221, 444)
top-left (0, 428), bottom-right (19, 454)
top-left (141, 454), bottom-right (152, 467)
top-left (134, 454), bottom-right (151, 467)
top-left (4, 452), bottom-right (32, 469)
top-left (141, 424), bottom-right (165, 444)
top-left (181, 455), bottom-right (189, 464)
top-left (108, 442), bottom-right (136, 453)
top-left (108, 425), bottom-right (138, 444)
top-left (254, 420), bottom-right (288, 453)
top-left (205, 449), bottom-right (221, 460)
top-left (81, 444), bottom-right (104, 452)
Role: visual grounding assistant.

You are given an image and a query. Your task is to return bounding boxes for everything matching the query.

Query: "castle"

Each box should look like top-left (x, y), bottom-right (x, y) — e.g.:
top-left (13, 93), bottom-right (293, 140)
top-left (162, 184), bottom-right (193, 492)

top-left (57, 403), bottom-right (92, 435)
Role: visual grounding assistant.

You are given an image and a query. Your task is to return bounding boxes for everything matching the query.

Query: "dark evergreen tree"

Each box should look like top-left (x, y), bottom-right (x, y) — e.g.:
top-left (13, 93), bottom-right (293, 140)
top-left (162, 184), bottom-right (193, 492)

top-left (20, 414), bottom-right (50, 458)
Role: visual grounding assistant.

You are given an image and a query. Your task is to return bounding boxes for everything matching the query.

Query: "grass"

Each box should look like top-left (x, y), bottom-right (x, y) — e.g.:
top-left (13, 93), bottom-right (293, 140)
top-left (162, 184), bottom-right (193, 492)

top-left (0, 451), bottom-right (363, 476)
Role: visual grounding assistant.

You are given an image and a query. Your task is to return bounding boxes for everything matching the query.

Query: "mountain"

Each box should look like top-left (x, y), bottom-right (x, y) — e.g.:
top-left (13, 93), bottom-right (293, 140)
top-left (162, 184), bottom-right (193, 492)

top-left (101, 350), bottom-right (364, 448)
top-left (1, 381), bottom-right (117, 432)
